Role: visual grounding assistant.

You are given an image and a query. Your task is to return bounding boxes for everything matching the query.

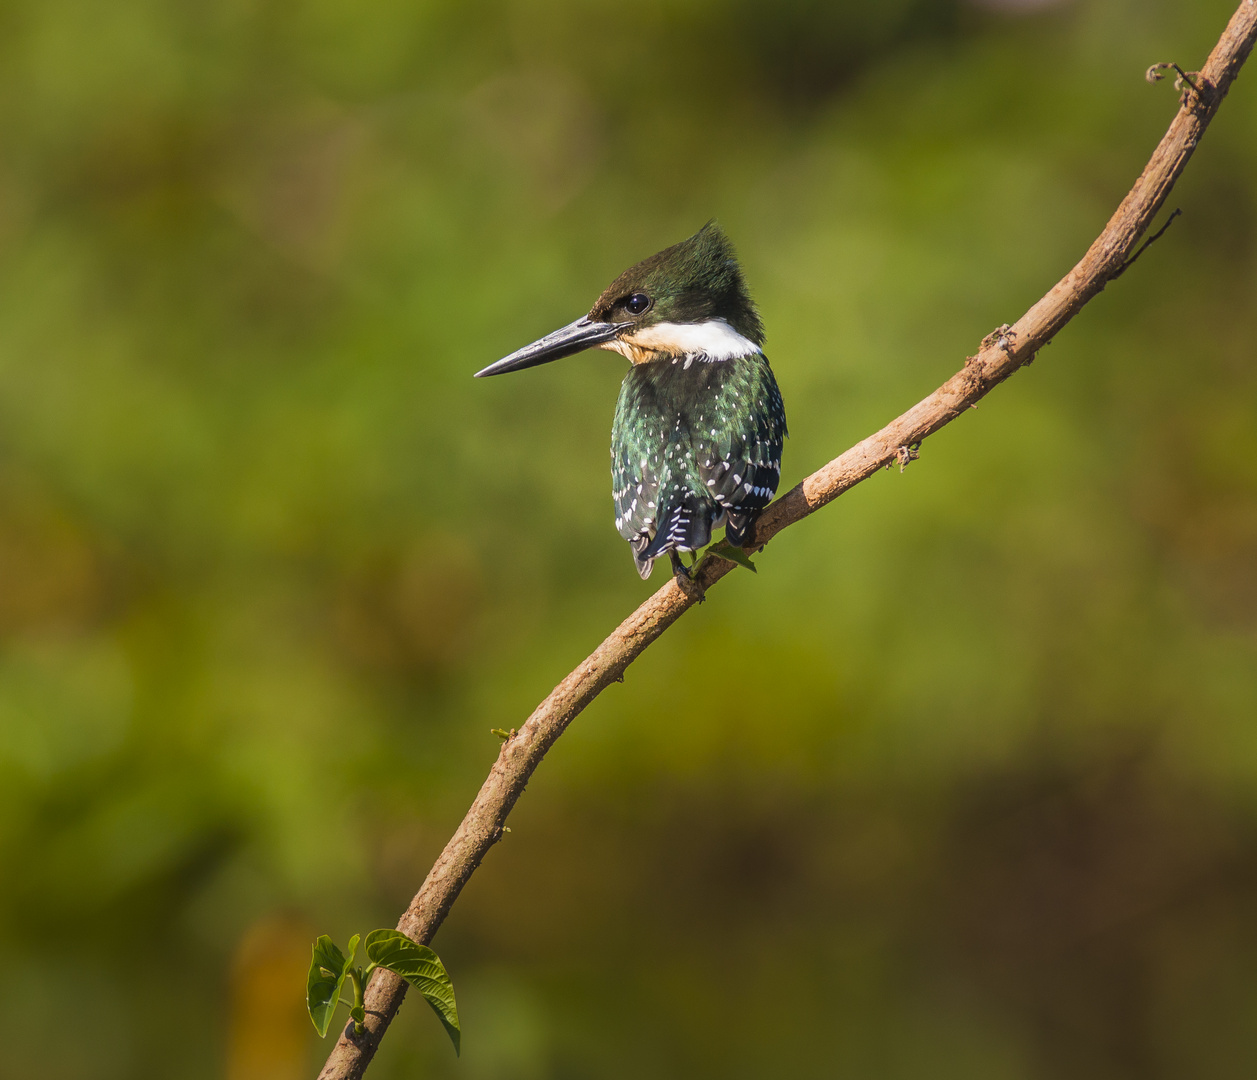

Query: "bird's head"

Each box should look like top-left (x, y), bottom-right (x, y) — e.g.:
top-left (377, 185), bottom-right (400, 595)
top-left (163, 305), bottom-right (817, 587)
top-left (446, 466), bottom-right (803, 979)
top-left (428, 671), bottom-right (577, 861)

top-left (475, 222), bottom-right (763, 378)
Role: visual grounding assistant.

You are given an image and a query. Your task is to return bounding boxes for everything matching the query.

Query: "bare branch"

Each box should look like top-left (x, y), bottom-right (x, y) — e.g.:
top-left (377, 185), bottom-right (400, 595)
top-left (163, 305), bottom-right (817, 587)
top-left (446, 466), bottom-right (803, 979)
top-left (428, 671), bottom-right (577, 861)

top-left (318, 5), bottom-right (1257, 1076)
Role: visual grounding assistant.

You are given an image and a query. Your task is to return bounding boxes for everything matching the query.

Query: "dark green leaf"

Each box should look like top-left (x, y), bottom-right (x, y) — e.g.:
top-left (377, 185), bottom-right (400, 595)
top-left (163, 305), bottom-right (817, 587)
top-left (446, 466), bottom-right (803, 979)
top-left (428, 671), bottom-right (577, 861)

top-left (708, 543), bottom-right (757, 573)
top-left (307, 935), bottom-right (354, 1038)
top-left (365, 929), bottom-right (461, 1055)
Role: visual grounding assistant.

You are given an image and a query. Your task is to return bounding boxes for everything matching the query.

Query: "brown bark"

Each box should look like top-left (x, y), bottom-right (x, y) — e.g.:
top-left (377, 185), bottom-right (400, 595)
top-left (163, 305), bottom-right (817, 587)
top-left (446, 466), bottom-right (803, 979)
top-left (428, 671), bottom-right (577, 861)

top-left (318, 6), bottom-right (1257, 1076)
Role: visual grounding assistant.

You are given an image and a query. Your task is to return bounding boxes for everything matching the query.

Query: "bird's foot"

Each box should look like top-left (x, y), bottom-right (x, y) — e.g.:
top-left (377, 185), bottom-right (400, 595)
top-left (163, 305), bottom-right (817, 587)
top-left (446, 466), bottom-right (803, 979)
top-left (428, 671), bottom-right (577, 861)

top-left (669, 551), bottom-right (705, 601)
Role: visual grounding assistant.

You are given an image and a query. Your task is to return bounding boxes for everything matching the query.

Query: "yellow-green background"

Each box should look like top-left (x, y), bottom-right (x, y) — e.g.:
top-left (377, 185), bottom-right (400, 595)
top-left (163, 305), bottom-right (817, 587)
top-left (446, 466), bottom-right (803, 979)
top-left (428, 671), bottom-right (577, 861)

top-left (1, 1), bottom-right (1255, 1077)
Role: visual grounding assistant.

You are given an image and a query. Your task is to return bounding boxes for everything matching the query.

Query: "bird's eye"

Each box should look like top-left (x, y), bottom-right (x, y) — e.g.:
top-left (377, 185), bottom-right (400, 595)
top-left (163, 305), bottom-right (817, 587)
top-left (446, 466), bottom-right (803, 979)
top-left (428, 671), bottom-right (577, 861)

top-left (624, 293), bottom-right (651, 316)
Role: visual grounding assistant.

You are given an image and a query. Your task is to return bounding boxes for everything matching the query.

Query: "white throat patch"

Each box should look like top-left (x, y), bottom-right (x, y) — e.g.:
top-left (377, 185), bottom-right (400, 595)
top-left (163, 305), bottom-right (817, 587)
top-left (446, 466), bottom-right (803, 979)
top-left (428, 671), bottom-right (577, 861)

top-left (603, 318), bottom-right (760, 365)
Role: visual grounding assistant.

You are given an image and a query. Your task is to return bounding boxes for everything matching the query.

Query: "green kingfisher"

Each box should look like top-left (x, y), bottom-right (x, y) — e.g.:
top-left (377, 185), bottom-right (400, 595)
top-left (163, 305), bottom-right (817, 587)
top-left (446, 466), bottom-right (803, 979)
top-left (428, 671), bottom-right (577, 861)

top-left (476, 222), bottom-right (787, 581)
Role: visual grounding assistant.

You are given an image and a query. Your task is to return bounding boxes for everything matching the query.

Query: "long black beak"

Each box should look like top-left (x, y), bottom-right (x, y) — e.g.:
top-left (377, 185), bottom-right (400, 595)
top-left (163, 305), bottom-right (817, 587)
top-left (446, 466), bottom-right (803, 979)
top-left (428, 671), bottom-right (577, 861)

top-left (475, 316), bottom-right (627, 378)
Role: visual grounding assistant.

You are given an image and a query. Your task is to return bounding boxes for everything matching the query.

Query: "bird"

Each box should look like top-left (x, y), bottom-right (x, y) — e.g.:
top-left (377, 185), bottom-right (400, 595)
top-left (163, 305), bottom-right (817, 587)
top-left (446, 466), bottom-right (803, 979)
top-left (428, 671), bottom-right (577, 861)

top-left (475, 222), bottom-right (787, 582)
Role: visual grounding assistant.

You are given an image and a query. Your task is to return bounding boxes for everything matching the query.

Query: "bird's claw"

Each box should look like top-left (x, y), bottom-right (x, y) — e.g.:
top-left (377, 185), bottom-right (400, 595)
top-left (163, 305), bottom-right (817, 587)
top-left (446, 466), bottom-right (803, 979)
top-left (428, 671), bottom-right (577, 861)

top-left (669, 552), bottom-right (706, 601)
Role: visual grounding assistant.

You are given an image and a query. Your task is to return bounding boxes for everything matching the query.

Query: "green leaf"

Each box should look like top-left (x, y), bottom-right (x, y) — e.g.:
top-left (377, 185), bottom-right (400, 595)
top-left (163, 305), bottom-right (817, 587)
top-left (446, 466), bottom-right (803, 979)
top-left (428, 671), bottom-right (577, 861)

top-left (307, 935), bottom-right (355, 1038)
top-left (707, 542), bottom-right (757, 573)
top-left (365, 929), bottom-right (461, 1055)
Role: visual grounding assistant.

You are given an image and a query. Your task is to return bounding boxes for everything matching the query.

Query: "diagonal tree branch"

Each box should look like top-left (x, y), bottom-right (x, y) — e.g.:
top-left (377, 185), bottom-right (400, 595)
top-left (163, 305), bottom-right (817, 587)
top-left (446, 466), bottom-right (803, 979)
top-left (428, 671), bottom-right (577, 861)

top-left (319, 5), bottom-right (1257, 1076)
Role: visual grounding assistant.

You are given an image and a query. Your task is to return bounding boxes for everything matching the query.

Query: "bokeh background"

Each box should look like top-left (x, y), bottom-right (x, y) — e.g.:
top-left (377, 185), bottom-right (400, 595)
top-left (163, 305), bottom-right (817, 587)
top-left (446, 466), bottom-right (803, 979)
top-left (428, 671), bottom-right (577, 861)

top-left (1, 0), bottom-right (1256, 1077)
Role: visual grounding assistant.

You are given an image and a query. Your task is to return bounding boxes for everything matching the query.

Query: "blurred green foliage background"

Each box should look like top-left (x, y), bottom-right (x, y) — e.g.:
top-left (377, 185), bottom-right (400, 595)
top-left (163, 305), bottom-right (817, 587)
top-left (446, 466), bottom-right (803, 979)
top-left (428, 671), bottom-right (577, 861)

top-left (1, 0), bottom-right (1255, 1077)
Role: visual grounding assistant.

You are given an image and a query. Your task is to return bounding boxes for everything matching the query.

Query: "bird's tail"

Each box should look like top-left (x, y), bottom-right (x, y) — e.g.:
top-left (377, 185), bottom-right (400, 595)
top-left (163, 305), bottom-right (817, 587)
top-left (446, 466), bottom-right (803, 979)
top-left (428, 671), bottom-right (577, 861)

top-left (723, 508), bottom-right (758, 547)
top-left (631, 546), bottom-right (655, 580)
top-left (634, 497), bottom-right (713, 576)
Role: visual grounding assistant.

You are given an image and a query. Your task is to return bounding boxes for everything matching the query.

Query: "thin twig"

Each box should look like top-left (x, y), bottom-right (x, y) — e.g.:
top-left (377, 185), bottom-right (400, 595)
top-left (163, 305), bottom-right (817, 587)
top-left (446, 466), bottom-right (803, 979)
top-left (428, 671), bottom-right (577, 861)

top-left (1112, 207), bottom-right (1182, 279)
top-left (1146, 61), bottom-right (1213, 105)
top-left (318, 5), bottom-right (1257, 1077)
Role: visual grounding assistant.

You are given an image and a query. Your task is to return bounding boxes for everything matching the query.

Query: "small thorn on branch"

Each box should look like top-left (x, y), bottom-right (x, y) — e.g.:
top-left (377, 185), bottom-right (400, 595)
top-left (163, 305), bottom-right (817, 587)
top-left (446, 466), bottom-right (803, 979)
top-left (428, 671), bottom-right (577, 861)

top-left (1112, 207), bottom-right (1182, 279)
top-left (1146, 62), bottom-right (1213, 106)
top-left (894, 442), bottom-right (921, 472)
top-left (980, 324), bottom-right (1016, 353)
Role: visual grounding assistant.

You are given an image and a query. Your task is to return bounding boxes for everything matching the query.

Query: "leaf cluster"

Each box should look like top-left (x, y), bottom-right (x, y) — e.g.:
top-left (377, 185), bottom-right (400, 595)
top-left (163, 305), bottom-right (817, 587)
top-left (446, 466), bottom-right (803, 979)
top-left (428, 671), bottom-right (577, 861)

top-left (306, 930), bottom-right (460, 1055)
